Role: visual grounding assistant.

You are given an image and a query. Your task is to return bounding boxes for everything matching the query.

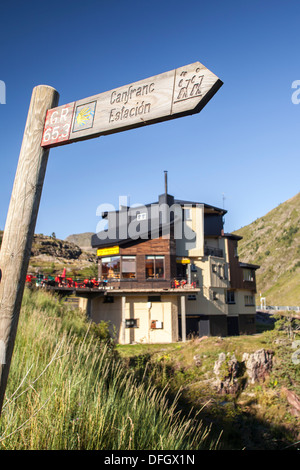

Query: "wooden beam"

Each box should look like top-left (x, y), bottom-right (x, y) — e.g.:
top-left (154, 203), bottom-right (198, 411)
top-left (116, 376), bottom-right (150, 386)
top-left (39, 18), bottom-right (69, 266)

top-left (0, 85), bottom-right (59, 416)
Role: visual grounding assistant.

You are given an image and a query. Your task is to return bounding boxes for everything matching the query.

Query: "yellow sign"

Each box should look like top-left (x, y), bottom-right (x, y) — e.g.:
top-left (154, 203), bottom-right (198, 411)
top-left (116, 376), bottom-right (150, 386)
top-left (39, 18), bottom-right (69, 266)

top-left (176, 257), bottom-right (190, 264)
top-left (97, 246), bottom-right (119, 257)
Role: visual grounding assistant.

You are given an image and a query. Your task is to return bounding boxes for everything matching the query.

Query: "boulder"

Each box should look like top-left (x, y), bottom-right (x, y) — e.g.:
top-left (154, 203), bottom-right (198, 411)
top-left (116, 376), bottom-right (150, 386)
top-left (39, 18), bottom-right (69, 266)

top-left (242, 349), bottom-right (273, 384)
top-left (213, 352), bottom-right (240, 394)
top-left (281, 387), bottom-right (300, 417)
top-left (193, 354), bottom-right (202, 367)
top-left (213, 348), bottom-right (274, 394)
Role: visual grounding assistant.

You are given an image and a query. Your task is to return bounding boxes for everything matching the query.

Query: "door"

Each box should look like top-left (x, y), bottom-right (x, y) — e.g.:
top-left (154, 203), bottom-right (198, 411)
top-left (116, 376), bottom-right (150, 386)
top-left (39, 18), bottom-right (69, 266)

top-left (178, 315), bottom-right (200, 339)
top-left (199, 315), bottom-right (210, 337)
top-left (178, 315), bottom-right (210, 338)
top-left (186, 317), bottom-right (200, 338)
top-left (227, 316), bottom-right (239, 336)
top-left (176, 263), bottom-right (187, 280)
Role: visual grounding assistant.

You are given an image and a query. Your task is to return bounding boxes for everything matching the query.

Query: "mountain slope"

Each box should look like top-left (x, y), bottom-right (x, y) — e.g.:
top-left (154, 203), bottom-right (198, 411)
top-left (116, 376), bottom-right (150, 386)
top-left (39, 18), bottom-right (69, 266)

top-left (234, 192), bottom-right (300, 306)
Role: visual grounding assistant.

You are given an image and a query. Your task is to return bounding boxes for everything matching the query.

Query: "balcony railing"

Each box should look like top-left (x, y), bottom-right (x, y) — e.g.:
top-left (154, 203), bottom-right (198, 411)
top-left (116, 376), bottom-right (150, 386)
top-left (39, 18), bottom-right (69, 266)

top-left (103, 278), bottom-right (199, 290)
top-left (171, 277), bottom-right (199, 289)
top-left (27, 274), bottom-right (199, 292)
top-left (204, 246), bottom-right (223, 258)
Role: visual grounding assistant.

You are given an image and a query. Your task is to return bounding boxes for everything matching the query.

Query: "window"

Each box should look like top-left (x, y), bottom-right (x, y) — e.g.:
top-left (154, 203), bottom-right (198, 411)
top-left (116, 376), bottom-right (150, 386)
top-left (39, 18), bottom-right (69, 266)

top-left (183, 207), bottom-right (192, 221)
top-left (191, 264), bottom-right (197, 272)
top-left (125, 319), bottom-right (139, 328)
top-left (244, 295), bottom-right (255, 306)
top-left (212, 263), bottom-right (227, 279)
top-left (137, 212), bottom-right (147, 221)
top-left (101, 256), bottom-right (120, 279)
top-left (226, 291), bottom-right (235, 304)
top-left (148, 295), bottom-right (161, 302)
top-left (243, 269), bottom-right (254, 282)
top-left (146, 256), bottom-right (165, 279)
top-left (100, 256), bottom-right (136, 280)
top-left (219, 265), bottom-right (226, 279)
top-left (188, 294), bottom-right (197, 301)
top-left (121, 256), bottom-right (136, 279)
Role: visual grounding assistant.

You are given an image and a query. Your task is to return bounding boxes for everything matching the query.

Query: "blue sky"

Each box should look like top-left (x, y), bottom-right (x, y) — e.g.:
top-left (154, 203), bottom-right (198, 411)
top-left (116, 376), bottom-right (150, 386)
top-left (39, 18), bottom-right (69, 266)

top-left (0, 0), bottom-right (299, 240)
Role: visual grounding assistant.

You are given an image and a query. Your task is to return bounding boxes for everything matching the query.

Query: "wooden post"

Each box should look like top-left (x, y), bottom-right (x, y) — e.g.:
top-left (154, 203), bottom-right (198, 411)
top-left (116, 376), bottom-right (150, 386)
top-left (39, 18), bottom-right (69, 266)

top-left (181, 295), bottom-right (186, 342)
top-left (0, 85), bottom-right (59, 416)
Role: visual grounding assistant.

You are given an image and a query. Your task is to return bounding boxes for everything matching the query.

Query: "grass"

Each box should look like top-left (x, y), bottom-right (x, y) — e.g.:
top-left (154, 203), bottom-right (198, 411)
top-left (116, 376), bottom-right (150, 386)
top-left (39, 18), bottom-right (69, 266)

top-left (0, 288), bottom-right (213, 450)
top-left (1, 288), bottom-right (299, 450)
top-left (118, 324), bottom-right (300, 450)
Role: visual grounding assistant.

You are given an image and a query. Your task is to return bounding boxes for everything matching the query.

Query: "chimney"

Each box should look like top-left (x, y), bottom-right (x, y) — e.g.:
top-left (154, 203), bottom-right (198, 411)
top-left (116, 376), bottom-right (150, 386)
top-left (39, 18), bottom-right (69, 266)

top-left (159, 171), bottom-right (174, 207)
top-left (164, 170), bottom-right (168, 196)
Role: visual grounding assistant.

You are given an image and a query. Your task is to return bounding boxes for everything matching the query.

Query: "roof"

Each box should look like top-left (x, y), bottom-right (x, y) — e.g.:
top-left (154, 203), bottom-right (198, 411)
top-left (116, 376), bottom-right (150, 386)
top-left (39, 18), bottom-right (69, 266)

top-left (174, 199), bottom-right (227, 215)
top-left (101, 198), bottom-right (227, 218)
top-left (91, 193), bottom-right (227, 249)
top-left (223, 232), bottom-right (243, 241)
top-left (239, 262), bottom-right (260, 270)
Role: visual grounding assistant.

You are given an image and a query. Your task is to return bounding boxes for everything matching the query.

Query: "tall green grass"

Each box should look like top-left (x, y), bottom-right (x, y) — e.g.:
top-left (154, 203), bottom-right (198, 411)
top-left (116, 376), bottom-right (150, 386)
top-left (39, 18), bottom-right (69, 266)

top-left (0, 288), bottom-right (213, 450)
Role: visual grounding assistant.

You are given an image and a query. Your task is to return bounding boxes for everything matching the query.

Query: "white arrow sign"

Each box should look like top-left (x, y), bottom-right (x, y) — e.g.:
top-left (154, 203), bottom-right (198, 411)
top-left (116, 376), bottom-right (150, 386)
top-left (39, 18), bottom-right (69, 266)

top-left (41, 61), bottom-right (222, 148)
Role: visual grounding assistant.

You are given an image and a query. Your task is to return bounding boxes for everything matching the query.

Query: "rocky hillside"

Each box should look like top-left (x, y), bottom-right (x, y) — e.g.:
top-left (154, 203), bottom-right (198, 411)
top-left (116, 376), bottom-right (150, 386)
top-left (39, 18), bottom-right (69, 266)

top-left (31, 234), bottom-right (83, 259)
top-left (1, 232), bottom-right (95, 277)
top-left (0, 231), bottom-right (97, 279)
top-left (65, 232), bottom-right (95, 252)
top-left (234, 192), bottom-right (300, 306)
top-left (28, 234), bottom-right (97, 277)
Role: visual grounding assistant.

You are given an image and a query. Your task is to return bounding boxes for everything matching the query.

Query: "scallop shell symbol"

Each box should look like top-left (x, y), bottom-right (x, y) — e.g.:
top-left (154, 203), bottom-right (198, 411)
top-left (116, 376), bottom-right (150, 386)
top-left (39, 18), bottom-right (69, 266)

top-left (76, 106), bottom-right (94, 126)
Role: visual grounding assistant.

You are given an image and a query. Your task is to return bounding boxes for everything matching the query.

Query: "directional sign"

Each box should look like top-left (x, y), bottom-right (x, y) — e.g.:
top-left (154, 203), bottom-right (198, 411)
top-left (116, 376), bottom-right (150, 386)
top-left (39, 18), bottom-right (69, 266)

top-left (41, 61), bottom-right (222, 148)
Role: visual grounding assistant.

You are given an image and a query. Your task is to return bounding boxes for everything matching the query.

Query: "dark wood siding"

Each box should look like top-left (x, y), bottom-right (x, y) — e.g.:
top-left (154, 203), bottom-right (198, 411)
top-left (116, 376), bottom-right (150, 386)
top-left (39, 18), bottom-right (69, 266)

top-left (227, 238), bottom-right (257, 293)
top-left (98, 236), bottom-right (176, 289)
top-left (227, 238), bottom-right (244, 289)
top-left (239, 314), bottom-right (256, 335)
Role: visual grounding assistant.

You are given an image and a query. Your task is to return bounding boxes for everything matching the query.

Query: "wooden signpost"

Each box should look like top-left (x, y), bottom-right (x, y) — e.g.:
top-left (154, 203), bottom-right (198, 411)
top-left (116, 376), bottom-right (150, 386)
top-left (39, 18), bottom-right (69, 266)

top-left (0, 86), bottom-right (59, 415)
top-left (0, 61), bottom-right (222, 416)
top-left (41, 61), bottom-right (222, 148)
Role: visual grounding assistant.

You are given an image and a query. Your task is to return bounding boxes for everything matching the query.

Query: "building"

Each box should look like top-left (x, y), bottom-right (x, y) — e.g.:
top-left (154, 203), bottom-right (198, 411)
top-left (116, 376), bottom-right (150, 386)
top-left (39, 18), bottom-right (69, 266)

top-left (84, 176), bottom-right (259, 344)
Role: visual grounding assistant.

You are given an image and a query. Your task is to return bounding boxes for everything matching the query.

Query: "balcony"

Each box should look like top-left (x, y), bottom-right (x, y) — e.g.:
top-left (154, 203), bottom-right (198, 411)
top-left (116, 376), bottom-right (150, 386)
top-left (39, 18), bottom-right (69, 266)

top-left (204, 246), bottom-right (223, 258)
top-left (243, 280), bottom-right (257, 292)
top-left (103, 277), bottom-right (199, 291)
top-left (36, 272), bottom-right (200, 295)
